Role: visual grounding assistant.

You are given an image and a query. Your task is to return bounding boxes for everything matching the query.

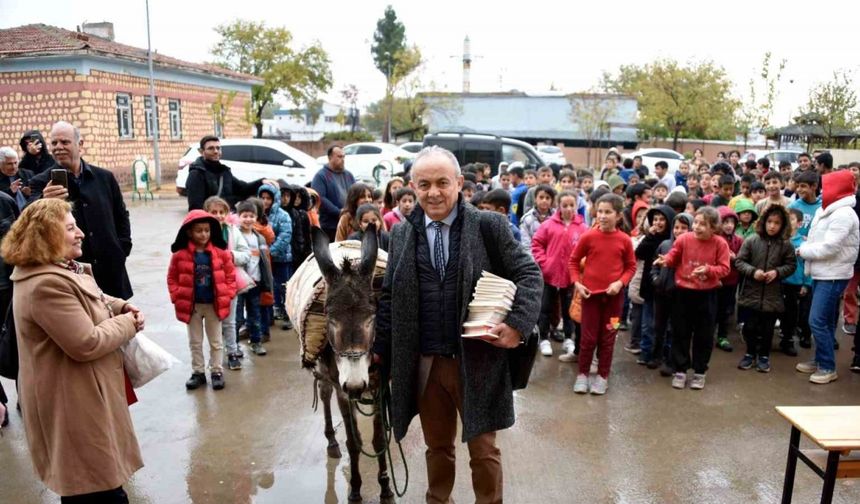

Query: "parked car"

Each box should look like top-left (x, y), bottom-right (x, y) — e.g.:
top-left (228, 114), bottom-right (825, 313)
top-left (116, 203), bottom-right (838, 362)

top-left (175, 138), bottom-right (320, 196)
top-left (315, 142), bottom-right (414, 186)
top-left (421, 132), bottom-right (544, 176)
top-left (742, 149), bottom-right (804, 170)
top-left (622, 148), bottom-right (685, 177)
top-left (399, 141), bottom-right (424, 153)
top-left (536, 145), bottom-right (567, 166)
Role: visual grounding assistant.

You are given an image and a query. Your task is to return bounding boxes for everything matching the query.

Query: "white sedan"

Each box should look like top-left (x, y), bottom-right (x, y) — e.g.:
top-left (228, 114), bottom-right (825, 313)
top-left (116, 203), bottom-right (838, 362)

top-left (623, 148), bottom-right (685, 177)
top-left (316, 142), bottom-right (414, 186)
top-left (536, 145), bottom-right (567, 165)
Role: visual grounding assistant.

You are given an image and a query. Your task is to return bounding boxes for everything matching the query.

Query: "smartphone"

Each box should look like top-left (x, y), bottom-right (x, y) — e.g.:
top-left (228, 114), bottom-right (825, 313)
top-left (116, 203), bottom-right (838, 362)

top-left (50, 169), bottom-right (68, 189)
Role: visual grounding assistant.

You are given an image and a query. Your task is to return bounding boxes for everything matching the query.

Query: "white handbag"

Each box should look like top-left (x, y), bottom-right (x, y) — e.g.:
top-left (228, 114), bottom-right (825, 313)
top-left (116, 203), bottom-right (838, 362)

top-left (121, 333), bottom-right (180, 388)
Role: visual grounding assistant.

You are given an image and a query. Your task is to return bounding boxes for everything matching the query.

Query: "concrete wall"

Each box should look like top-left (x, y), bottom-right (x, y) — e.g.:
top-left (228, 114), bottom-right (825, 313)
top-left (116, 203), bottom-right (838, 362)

top-left (830, 149), bottom-right (860, 166)
top-left (0, 68), bottom-right (251, 185)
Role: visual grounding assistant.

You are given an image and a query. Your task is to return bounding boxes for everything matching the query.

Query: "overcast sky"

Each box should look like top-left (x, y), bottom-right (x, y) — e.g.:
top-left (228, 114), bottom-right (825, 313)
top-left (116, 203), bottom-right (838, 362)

top-left (2, 0), bottom-right (859, 126)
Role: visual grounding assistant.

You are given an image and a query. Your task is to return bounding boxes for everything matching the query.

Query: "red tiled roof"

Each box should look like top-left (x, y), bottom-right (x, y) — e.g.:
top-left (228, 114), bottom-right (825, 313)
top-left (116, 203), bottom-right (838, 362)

top-left (0, 24), bottom-right (260, 84)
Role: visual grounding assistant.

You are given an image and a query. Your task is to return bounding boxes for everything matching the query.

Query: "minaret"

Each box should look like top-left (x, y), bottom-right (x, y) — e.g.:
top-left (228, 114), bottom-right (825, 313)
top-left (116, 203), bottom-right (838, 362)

top-left (463, 35), bottom-right (471, 93)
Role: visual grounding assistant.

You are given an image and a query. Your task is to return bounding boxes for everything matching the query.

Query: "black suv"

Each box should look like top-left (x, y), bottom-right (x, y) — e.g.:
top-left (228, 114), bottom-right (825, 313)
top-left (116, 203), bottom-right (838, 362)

top-left (422, 132), bottom-right (544, 176)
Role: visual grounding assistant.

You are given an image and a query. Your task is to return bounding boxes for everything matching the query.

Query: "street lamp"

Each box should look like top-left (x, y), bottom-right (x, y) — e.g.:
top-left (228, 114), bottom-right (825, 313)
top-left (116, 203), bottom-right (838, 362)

top-left (145, 0), bottom-right (161, 188)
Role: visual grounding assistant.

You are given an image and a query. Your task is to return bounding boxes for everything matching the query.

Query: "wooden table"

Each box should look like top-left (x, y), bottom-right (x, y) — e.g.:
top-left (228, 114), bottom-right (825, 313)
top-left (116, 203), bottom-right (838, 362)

top-left (776, 406), bottom-right (860, 504)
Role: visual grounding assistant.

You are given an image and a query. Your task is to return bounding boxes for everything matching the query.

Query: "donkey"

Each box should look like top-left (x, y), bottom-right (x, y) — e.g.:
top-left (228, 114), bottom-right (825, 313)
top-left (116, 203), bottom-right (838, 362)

top-left (310, 224), bottom-right (394, 503)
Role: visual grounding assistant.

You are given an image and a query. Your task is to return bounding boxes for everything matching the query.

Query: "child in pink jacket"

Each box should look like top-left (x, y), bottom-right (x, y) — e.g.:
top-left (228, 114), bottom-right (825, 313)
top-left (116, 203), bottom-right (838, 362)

top-left (531, 190), bottom-right (587, 359)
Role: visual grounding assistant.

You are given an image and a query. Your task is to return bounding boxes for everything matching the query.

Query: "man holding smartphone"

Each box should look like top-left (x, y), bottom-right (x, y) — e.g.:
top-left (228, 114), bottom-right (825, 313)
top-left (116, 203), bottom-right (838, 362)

top-left (29, 121), bottom-right (133, 299)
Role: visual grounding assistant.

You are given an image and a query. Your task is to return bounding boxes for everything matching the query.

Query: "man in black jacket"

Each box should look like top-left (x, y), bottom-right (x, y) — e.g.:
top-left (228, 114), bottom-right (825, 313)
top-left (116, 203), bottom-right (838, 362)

top-left (185, 136), bottom-right (265, 211)
top-left (18, 129), bottom-right (55, 175)
top-left (373, 146), bottom-right (542, 503)
top-left (0, 189), bottom-right (18, 427)
top-left (30, 121), bottom-right (133, 299)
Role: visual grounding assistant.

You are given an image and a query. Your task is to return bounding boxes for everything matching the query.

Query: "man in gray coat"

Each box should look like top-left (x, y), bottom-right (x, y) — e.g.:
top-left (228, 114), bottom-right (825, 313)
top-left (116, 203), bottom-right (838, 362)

top-left (373, 146), bottom-right (542, 503)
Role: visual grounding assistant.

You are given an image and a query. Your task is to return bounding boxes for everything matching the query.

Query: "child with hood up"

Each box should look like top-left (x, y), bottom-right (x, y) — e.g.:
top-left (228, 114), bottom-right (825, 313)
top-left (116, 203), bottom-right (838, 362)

top-left (305, 187), bottom-right (322, 228)
top-left (648, 212), bottom-right (693, 374)
top-left (18, 129), bottom-right (55, 174)
top-left (257, 183), bottom-right (292, 326)
top-left (167, 210), bottom-right (237, 391)
top-left (714, 206), bottom-right (744, 352)
top-left (734, 198), bottom-right (759, 240)
top-left (735, 205), bottom-right (796, 373)
top-left (291, 185), bottom-right (313, 265)
top-left (796, 170), bottom-right (860, 384)
top-left (634, 205), bottom-right (676, 365)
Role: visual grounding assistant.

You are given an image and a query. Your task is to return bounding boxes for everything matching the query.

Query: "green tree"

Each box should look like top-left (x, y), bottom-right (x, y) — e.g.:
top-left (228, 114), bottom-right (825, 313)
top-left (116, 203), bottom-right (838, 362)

top-left (798, 70), bottom-right (859, 147)
top-left (370, 6), bottom-right (421, 142)
top-left (736, 52), bottom-right (786, 149)
top-left (211, 20), bottom-right (333, 138)
top-left (602, 59), bottom-right (739, 150)
top-left (210, 90), bottom-right (237, 135)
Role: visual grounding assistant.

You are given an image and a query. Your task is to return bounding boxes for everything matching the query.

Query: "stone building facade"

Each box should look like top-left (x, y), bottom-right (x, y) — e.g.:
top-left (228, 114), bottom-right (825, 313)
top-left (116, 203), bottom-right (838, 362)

top-left (0, 24), bottom-right (260, 185)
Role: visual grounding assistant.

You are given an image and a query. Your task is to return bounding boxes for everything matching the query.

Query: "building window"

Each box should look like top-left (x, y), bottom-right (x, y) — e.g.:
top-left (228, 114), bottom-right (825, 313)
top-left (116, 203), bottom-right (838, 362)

top-left (325, 115), bottom-right (338, 123)
top-left (144, 96), bottom-right (159, 139)
top-left (116, 93), bottom-right (133, 138)
top-left (168, 99), bottom-right (182, 139)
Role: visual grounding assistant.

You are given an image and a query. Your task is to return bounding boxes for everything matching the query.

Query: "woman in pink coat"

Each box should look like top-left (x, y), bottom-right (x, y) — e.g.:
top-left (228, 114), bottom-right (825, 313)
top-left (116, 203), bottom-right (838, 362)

top-left (531, 190), bottom-right (587, 359)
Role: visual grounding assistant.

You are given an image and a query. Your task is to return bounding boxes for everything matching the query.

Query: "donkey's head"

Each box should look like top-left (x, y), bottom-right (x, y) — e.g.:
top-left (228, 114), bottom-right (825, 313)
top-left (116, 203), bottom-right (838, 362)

top-left (312, 224), bottom-right (379, 397)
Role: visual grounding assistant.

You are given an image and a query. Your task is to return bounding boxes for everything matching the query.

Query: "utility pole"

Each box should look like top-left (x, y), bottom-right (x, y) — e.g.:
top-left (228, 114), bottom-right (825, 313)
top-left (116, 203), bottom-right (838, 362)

top-left (145, 0), bottom-right (162, 188)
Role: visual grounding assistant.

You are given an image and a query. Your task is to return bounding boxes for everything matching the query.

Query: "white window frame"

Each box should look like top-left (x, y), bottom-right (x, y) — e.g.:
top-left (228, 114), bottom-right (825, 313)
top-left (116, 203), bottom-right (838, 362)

top-left (168, 99), bottom-right (182, 139)
top-left (144, 96), bottom-right (159, 139)
top-left (116, 93), bottom-right (133, 139)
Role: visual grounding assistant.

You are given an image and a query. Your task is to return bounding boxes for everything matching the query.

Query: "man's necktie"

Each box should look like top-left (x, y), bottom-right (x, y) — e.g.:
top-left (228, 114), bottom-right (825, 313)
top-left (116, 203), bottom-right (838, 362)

top-left (432, 221), bottom-right (445, 280)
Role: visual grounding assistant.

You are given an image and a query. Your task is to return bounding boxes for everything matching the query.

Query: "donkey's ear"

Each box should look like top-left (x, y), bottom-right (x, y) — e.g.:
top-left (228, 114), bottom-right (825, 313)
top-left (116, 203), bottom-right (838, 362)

top-left (359, 222), bottom-right (379, 278)
top-left (312, 226), bottom-right (338, 284)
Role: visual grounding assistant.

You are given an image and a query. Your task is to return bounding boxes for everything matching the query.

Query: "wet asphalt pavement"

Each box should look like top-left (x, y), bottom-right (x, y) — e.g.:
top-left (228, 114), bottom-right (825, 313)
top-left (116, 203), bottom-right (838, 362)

top-left (1, 197), bottom-right (859, 504)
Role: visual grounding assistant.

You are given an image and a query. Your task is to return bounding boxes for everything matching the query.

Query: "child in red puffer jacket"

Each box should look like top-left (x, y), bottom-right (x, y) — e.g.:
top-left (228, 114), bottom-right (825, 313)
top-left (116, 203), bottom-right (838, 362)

top-left (167, 210), bottom-right (237, 392)
top-left (531, 190), bottom-right (587, 359)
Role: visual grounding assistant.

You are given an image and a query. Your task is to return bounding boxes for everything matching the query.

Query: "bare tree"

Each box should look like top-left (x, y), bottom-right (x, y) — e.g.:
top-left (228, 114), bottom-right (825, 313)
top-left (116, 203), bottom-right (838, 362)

top-left (569, 93), bottom-right (616, 168)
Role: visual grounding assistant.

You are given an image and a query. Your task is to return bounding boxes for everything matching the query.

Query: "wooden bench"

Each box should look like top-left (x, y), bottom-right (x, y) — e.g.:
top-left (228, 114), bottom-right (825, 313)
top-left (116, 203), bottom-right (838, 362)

top-left (776, 406), bottom-right (860, 504)
top-left (801, 450), bottom-right (860, 479)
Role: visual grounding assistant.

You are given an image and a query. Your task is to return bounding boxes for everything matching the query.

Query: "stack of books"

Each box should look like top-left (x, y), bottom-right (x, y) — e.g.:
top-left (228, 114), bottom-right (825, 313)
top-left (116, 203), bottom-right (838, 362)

top-left (462, 271), bottom-right (517, 342)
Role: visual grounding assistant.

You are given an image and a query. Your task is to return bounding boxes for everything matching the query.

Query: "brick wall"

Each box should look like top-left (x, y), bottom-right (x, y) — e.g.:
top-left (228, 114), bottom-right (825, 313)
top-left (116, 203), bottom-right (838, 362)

top-left (0, 68), bottom-right (251, 186)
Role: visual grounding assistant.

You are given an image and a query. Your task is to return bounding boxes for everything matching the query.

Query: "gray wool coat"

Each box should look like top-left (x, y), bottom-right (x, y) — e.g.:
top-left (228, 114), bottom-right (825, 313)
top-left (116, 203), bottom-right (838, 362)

top-left (374, 198), bottom-right (543, 442)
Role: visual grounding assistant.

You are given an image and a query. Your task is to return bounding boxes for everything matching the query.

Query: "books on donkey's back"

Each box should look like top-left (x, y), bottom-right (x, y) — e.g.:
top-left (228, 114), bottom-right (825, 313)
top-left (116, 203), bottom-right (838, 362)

top-left (462, 271), bottom-right (517, 342)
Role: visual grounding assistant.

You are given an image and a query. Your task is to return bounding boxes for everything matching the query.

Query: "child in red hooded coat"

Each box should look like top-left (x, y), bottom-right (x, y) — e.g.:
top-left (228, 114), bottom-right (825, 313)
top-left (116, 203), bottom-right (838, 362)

top-left (167, 210), bottom-right (237, 391)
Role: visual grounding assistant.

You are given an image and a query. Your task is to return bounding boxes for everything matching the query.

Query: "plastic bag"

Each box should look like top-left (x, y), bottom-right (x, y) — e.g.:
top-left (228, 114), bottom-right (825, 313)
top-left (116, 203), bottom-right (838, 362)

top-left (121, 333), bottom-right (180, 388)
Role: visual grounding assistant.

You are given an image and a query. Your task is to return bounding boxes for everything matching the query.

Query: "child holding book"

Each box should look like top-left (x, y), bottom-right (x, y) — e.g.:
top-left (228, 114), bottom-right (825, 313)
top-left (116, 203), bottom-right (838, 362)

top-left (568, 193), bottom-right (637, 395)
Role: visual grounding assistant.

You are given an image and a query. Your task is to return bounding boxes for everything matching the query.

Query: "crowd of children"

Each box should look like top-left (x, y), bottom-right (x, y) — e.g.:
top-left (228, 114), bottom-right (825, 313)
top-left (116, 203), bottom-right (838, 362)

top-left (167, 147), bottom-right (860, 396)
top-left (479, 149), bottom-right (860, 394)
